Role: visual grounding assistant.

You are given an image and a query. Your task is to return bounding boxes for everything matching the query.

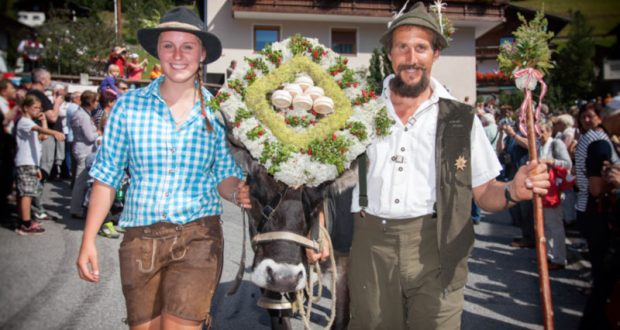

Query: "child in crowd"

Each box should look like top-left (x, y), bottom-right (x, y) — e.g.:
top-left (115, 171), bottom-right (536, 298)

top-left (99, 64), bottom-right (121, 95)
top-left (14, 95), bottom-right (65, 235)
top-left (149, 63), bottom-right (162, 80)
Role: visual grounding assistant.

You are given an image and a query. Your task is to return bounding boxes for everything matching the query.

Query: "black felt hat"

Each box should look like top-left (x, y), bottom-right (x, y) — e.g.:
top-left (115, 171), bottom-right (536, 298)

top-left (137, 7), bottom-right (222, 64)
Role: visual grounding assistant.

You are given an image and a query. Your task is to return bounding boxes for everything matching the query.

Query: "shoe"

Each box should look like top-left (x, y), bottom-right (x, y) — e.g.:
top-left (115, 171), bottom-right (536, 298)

top-left (33, 212), bottom-right (51, 221)
top-left (71, 213), bottom-right (85, 220)
top-left (548, 262), bottom-right (565, 270)
top-left (472, 218), bottom-right (481, 225)
top-left (15, 221), bottom-right (45, 235)
top-left (98, 222), bottom-right (120, 239)
top-left (114, 225), bottom-right (125, 233)
top-left (510, 238), bottom-right (535, 249)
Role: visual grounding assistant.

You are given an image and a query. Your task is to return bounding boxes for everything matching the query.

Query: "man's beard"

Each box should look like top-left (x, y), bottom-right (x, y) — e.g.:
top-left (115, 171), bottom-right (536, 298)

top-left (389, 64), bottom-right (430, 98)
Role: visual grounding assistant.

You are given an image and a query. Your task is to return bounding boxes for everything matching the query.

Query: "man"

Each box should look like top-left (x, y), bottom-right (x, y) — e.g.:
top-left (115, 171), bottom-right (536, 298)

top-left (226, 60), bottom-right (237, 79)
top-left (115, 79), bottom-right (129, 94)
top-left (347, 3), bottom-right (550, 329)
top-left (26, 68), bottom-right (63, 220)
top-left (63, 91), bottom-right (81, 181)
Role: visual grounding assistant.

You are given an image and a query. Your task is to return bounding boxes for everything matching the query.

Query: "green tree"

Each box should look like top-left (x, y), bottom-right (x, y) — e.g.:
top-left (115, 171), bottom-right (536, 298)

top-left (122, 0), bottom-right (177, 44)
top-left (39, 9), bottom-right (115, 75)
top-left (367, 48), bottom-right (383, 94)
top-left (366, 47), bottom-right (393, 95)
top-left (547, 11), bottom-right (595, 109)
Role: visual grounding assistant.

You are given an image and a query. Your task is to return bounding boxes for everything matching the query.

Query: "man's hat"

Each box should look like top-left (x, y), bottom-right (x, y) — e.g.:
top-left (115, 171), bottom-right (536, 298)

top-left (137, 7), bottom-right (222, 64)
top-left (380, 2), bottom-right (448, 50)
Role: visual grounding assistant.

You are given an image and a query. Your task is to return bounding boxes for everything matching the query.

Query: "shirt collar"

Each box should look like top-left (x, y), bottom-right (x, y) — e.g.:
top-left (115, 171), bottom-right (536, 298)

top-left (381, 74), bottom-right (456, 126)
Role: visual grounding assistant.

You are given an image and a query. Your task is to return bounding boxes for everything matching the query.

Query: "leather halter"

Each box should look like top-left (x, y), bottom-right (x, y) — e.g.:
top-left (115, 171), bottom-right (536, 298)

top-left (251, 187), bottom-right (321, 252)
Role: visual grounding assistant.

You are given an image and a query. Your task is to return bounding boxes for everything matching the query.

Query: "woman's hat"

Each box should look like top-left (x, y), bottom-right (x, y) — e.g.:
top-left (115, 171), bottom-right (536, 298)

top-left (137, 7), bottom-right (222, 64)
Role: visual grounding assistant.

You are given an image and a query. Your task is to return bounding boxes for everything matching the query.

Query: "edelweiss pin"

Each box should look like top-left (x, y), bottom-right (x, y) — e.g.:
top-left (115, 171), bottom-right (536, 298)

top-left (454, 155), bottom-right (467, 171)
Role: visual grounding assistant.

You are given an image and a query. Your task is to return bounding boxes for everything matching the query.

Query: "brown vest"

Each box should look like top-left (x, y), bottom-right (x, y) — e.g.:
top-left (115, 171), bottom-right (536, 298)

top-left (435, 98), bottom-right (475, 291)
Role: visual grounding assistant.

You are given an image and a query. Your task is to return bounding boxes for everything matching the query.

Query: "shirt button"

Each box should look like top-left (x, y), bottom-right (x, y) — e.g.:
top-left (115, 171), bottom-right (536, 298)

top-left (404, 127), bottom-right (408, 132)
top-left (401, 147), bottom-right (405, 152)
top-left (398, 167), bottom-right (403, 172)
top-left (170, 147), bottom-right (176, 153)
top-left (394, 199), bottom-right (400, 204)
top-left (168, 168), bottom-right (174, 174)
top-left (162, 212), bottom-right (167, 218)
top-left (164, 192), bottom-right (169, 197)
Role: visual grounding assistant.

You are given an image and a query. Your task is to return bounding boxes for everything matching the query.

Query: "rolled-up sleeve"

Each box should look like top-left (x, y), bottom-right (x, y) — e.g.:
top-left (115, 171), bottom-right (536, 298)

top-left (89, 102), bottom-right (129, 189)
top-left (211, 119), bottom-right (244, 185)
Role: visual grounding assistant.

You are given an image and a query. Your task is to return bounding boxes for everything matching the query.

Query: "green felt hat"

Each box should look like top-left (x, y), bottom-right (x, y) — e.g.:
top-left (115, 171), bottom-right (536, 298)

top-left (380, 2), bottom-right (448, 50)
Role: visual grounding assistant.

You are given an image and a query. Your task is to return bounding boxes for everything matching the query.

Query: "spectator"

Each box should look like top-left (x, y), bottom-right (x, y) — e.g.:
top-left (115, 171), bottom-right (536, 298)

top-left (484, 95), bottom-right (497, 114)
top-left (63, 91), bottom-right (81, 181)
top-left (539, 120), bottom-right (572, 270)
top-left (115, 79), bottom-right (129, 94)
top-left (497, 120), bottom-right (536, 247)
top-left (107, 46), bottom-right (127, 78)
top-left (226, 60), bottom-right (236, 79)
top-left (0, 79), bottom-right (17, 214)
top-left (17, 31), bottom-right (44, 73)
top-left (481, 113), bottom-right (499, 150)
top-left (27, 68), bottom-right (64, 220)
top-left (99, 64), bottom-right (121, 95)
top-left (94, 90), bottom-right (117, 131)
top-left (14, 95), bottom-right (64, 235)
top-left (0, 78), bottom-right (17, 134)
top-left (551, 113), bottom-right (578, 225)
top-left (149, 63), bottom-right (162, 80)
top-left (574, 102), bottom-right (620, 329)
top-left (126, 53), bottom-right (148, 80)
top-left (70, 91), bottom-right (99, 219)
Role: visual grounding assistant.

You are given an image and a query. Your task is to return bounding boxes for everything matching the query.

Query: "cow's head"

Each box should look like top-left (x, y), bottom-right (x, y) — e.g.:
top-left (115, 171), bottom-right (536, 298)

top-left (223, 121), bottom-right (325, 292)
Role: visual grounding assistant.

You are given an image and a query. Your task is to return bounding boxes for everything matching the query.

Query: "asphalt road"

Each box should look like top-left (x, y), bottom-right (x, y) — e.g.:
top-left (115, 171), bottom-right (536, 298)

top-left (0, 180), bottom-right (587, 329)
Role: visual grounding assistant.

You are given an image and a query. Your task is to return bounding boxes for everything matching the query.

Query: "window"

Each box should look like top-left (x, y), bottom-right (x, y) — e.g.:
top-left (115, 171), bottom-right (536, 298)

top-left (331, 28), bottom-right (356, 55)
top-left (254, 26), bottom-right (280, 51)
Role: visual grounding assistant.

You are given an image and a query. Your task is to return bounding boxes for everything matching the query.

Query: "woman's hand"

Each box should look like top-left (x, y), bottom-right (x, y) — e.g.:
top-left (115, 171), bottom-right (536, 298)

top-left (76, 240), bottom-right (100, 283)
top-left (234, 180), bottom-right (251, 209)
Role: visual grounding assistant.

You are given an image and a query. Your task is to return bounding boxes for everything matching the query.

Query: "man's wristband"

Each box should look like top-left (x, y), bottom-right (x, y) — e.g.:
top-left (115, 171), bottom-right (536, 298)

top-left (504, 184), bottom-right (519, 208)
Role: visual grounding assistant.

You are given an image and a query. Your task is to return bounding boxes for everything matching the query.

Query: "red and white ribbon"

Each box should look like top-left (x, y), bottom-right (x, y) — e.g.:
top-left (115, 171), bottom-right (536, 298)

top-left (513, 68), bottom-right (547, 137)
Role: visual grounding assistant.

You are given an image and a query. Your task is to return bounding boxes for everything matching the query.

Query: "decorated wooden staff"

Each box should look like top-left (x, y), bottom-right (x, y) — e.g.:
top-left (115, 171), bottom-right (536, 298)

top-left (498, 11), bottom-right (555, 329)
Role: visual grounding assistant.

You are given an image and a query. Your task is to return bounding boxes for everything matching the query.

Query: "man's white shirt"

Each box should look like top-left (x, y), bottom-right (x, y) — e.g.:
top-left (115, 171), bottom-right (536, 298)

top-left (351, 75), bottom-right (502, 219)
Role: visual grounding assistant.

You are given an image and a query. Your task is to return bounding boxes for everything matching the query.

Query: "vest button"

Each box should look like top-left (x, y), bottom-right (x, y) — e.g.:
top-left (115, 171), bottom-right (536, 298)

top-left (391, 156), bottom-right (396, 161)
top-left (394, 199), bottom-right (400, 204)
top-left (398, 167), bottom-right (403, 172)
top-left (401, 147), bottom-right (405, 152)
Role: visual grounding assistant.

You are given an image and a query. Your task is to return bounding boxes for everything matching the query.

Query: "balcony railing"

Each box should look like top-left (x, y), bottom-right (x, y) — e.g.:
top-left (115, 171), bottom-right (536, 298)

top-left (232, 0), bottom-right (505, 20)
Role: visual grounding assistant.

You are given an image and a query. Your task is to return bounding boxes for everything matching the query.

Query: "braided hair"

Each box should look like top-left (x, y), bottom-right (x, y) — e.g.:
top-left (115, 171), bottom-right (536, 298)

top-left (196, 65), bottom-right (213, 133)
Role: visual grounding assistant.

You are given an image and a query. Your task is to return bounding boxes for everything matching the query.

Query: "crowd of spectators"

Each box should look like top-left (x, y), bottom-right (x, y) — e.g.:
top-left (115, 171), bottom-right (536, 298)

top-left (474, 94), bottom-right (620, 329)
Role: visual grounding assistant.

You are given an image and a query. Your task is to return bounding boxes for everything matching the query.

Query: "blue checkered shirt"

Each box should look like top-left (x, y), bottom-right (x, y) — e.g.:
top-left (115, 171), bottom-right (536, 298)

top-left (89, 76), bottom-right (244, 227)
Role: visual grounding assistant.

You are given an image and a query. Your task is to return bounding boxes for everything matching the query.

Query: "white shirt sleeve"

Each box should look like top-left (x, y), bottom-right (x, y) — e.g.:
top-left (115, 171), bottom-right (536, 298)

top-left (471, 115), bottom-right (502, 188)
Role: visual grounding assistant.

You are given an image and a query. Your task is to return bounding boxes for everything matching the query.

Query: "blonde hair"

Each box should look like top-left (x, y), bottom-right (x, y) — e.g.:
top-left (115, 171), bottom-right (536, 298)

top-left (196, 67), bottom-right (213, 133)
top-left (551, 114), bottom-right (574, 127)
top-left (107, 64), bottom-right (120, 76)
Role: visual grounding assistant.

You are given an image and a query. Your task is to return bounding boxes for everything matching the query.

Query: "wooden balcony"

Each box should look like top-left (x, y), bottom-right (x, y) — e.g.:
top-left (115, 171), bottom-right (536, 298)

top-left (232, 0), bottom-right (505, 22)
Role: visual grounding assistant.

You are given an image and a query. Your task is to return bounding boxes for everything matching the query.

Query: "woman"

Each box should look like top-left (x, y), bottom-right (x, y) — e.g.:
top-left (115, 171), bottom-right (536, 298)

top-left (126, 53), bottom-right (148, 80)
top-left (539, 120), bottom-right (572, 269)
top-left (574, 102), bottom-right (620, 328)
top-left (70, 91), bottom-right (99, 219)
top-left (76, 7), bottom-right (251, 329)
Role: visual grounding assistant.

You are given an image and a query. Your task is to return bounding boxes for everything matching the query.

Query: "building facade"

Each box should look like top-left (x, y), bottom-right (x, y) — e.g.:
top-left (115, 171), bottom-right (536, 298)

top-left (205, 0), bottom-right (507, 102)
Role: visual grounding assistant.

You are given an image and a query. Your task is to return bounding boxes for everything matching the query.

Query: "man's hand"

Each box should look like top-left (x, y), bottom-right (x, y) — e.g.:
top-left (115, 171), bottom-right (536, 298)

top-left (53, 131), bottom-right (66, 141)
top-left (306, 239), bottom-right (330, 264)
top-left (510, 160), bottom-right (550, 201)
top-left (604, 161), bottom-right (620, 188)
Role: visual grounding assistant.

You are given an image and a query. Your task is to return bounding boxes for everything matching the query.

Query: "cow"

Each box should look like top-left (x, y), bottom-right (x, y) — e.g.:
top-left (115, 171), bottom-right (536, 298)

top-left (221, 113), bottom-right (355, 329)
